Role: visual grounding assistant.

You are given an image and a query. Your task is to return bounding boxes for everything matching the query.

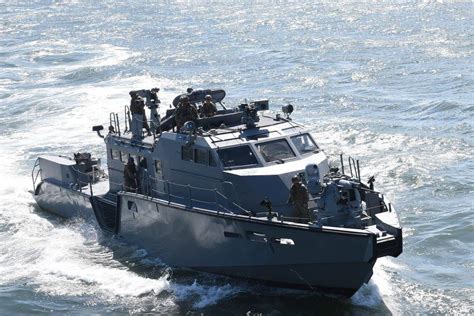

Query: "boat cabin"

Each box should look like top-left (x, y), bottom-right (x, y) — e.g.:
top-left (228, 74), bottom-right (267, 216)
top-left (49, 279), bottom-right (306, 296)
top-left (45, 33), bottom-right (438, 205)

top-left (103, 89), bottom-right (329, 217)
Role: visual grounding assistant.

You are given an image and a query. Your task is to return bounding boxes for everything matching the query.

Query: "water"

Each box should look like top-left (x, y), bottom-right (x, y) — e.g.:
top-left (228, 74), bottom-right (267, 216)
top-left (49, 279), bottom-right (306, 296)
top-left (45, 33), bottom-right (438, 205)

top-left (0, 1), bottom-right (472, 314)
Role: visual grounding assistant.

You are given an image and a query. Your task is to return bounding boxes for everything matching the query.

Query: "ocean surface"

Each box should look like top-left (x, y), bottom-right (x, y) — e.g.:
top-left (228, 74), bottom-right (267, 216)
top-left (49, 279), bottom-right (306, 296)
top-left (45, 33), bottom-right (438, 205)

top-left (0, 1), bottom-right (472, 315)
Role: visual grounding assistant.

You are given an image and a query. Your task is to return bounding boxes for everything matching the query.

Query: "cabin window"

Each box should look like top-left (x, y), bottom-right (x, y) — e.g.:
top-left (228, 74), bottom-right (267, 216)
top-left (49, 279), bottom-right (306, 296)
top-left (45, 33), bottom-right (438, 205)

top-left (181, 146), bottom-right (194, 162)
top-left (181, 146), bottom-right (217, 167)
top-left (217, 145), bottom-right (258, 168)
top-left (155, 160), bottom-right (162, 173)
top-left (195, 148), bottom-right (208, 165)
top-left (209, 153), bottom-right (217, 167)
top-left (139, 156), bottom-right (147, 169)
top-left (121, 151), bottom-right (128, 162)
top-left (256, 139), bottom-right (295, 163)
top-left (110, 149), bottom-right (120, 160)
top-left (291, 134), bottom-right (319, 155)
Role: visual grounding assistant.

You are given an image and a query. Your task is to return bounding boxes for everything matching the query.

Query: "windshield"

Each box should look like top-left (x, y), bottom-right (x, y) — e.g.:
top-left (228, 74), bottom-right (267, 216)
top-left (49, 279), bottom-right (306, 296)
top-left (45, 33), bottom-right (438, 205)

top-left (217, 145), bottom-right (258, 167)
top-left (291, 134), bottom-right (318, 155)
top-left (256, 139), bottom-right (296, 163)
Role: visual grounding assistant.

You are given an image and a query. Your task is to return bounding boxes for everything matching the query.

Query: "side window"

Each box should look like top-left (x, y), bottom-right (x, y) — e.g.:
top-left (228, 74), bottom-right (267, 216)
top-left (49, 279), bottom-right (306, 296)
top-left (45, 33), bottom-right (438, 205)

top-left (155, 160), bottom-right (162, 173)
top-left (181, 146), bottom-right (194, 162)
top-left (138, 156), bottom-right (147, 169)
top-left (182, 146), bottom-right (217, 167)
top-left (256, 139), bottom-right (295, 163)
top-left (121, 151), bottom-right (128, 162)
top-left (110, 149), bottom-right (121, 160)
top-left (217, 146), bottom-right (258, 168)
top-left (209, 153), bottom-right (217, 167)
top-left (195, 148), bottom-right (208, 165)
top-left (290, 134), bottom-right (319, 155)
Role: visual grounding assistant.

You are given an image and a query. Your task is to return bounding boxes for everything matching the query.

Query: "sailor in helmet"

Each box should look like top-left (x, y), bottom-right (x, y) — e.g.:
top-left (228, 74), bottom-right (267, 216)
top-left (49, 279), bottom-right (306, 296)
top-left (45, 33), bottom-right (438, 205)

top-left (130, 94), bottom-right (151, 138)
top-left (287, 175), bottom-right (310, 223)
top-left (175, 95), bottom-right (198, 130)
top-left (200, 94), bottom-right (217, 117)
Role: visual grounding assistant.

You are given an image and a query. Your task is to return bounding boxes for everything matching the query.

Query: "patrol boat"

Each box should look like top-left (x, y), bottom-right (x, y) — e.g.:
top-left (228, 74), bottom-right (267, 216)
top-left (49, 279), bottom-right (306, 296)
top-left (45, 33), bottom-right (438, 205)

top-left (31, 88), bottom-right (402, 297)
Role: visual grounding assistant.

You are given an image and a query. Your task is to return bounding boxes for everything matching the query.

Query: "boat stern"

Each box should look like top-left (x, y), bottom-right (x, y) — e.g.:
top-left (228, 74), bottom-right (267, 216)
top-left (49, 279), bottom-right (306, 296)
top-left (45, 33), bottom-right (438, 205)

top-left (371, 208), bottom-right (403, 258)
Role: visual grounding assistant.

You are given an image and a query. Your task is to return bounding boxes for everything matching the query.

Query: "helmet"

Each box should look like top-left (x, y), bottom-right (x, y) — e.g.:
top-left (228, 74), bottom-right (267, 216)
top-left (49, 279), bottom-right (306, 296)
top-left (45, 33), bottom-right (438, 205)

top-left (205, 94), bottom-right (212, 100)
top-left (180, 95), bottom-right (189, 102)
top-left (186, 87), bottom-right (193, 93)
top-left (127, 157), bottom-right (134, 165)
top-left (291, 175), bottom-right (299, 182)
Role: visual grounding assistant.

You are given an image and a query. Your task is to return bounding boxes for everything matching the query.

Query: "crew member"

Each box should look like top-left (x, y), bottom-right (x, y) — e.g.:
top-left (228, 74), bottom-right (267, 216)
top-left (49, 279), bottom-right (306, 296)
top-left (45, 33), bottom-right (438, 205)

top-left (124, 157), bottom-right (138, 192)
top-left (175, 95), bottom-right (198, 129)
top-left (130, 94), bottom-right (151, 137)
top-left (287, 175), bottom-right (310, 223)
top-left (201, 94), bottom-right (217, 117)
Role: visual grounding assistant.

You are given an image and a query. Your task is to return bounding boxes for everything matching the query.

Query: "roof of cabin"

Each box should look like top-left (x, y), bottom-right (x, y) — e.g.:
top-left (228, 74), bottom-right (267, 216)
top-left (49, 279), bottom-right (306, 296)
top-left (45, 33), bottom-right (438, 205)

top-left (108, 112), bottom-right (305, 149)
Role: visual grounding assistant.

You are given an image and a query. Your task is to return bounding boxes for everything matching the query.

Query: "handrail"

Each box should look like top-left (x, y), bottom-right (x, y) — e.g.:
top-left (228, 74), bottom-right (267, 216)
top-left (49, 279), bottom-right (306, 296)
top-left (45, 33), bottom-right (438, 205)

top-left (109, 113), bottom-right (116, 135)
top-left (347, 156), bottom-right (361, 181)
top-left (115, 174), bottom-right (382, 227)
top-left (124, 105), bottom-right (130, 133)
top-left (143, 176), bottom-right (252, 216)
top-left (122, 108), bottom-right (157, 139)
top-left (70, 165), bottom-right (108, 196)
top-left (115, 113), bottom-right (121, 136)
top-left (339, 153), bottom-right (362, 182)
top-left (280, 215), bottom-right (311, 222)
top-left (31, 158), bottom-right (41, 191)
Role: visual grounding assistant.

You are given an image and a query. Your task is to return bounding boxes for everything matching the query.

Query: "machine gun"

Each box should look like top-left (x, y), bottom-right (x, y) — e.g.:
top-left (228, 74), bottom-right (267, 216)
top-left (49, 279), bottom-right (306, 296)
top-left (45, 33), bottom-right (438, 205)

top-left (239, 100), bottom-right (269, 128)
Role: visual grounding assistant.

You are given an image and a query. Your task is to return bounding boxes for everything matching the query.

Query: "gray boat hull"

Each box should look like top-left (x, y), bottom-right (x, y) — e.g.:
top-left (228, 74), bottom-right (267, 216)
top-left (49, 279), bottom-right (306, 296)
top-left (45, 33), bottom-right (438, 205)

top-left (32, 182), bottom-right (379, 295)
top-left (33, 181), bottom-right (94, 219)
top-left (118, 193), bottom-right (377, 294)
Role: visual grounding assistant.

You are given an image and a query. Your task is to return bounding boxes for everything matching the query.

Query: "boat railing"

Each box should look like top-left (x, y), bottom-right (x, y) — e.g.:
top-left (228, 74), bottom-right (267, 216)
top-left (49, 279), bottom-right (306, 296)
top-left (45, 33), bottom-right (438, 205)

top-left (124, 106), bottom-right (131, 133)
top-left (70, 165), bottom-right (107, 196)
top-left (31, 158), bottom-right (41, 191)
top-left (110, 105), bottom-right (159, 139)
top-left (339, 153), bottom-right (361, 182)
top-left (279, 215), bottom-right (312, 223)
top-left (107, 181), bottom-right (123, 190)
top-left (143, 176), bottom-right (252, 216)
top-left (109, 112), bottom-right (121, 136)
